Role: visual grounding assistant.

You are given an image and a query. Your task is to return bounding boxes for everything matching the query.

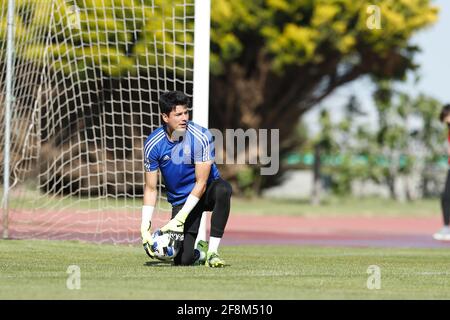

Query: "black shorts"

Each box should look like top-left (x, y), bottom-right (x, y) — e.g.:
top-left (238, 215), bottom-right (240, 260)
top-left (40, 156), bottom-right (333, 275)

top-left (171, 178), bottom-right (229, 234)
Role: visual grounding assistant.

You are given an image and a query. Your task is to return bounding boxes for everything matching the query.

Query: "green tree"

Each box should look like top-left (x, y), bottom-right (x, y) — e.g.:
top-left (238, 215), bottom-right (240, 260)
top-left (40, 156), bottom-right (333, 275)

top-left (331, 87), bottom-right (444, 201)
top-left (370, 82), bottom-right (416, 200)
top-left (310, 108), bottom-right (335, 204)
top-left (410, 93), bottom-right (446, 197)
top-left (325, 95), bottom-right (369, 196)
top-left (307, 95), bottom-right (372, 198)
top-left (0, 0), bottom-right (192, 78)
top-left (209, 0), bottom-right (438, 190)
top-left (298, 89), bottom-right (445, 201)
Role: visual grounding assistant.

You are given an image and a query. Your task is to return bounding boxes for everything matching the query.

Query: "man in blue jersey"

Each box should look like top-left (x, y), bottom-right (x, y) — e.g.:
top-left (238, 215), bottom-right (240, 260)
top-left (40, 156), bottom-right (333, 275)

top-left (140, 91), bottom-right (232, 267)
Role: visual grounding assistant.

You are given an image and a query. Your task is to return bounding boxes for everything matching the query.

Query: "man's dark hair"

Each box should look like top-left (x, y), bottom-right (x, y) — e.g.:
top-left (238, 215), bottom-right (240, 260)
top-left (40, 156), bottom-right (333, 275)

top-left (440, 104), bottom-right (450, 122)
top-left (159, 91), bottom-right (191, 115)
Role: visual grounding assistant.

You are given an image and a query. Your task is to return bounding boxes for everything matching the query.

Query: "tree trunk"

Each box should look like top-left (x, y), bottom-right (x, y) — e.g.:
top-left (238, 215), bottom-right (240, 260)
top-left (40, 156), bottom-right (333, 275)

top-left (403, 175), bottom-right (413, 202)
top-left (387, 176), bottom-right (397, 200)
top-left (311, 144), bottom-right (322, 205)
top-left (210, 48), bottom-right (370, 194)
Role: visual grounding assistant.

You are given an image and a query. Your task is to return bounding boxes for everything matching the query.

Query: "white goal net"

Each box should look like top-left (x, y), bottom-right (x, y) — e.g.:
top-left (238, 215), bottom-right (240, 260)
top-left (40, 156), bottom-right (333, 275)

top-left (0, 0), bottom-right (200, 243)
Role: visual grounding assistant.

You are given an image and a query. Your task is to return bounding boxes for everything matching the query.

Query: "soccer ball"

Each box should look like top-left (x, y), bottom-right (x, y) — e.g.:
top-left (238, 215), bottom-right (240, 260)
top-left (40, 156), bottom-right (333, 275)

top-left (150, 229), bottom-right (181, 261)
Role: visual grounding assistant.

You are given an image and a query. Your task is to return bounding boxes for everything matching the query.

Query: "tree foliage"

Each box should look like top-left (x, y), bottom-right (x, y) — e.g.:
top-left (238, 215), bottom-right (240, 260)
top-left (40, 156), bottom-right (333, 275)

top-left (209, 0), bottom-right (438, 190)
top-left (305, 89), bottom-right (446, 200)
top-left (0, 0), bottom-right (193, 78)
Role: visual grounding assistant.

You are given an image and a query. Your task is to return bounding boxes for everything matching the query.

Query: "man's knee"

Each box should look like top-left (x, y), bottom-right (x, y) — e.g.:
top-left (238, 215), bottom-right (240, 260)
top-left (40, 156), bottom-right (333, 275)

top-left (216, 180), bottom-right (233, 200)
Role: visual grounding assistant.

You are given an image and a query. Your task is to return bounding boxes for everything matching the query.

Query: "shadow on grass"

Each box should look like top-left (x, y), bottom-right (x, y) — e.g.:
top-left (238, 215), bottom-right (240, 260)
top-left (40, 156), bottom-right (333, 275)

top-left (144, 260), bottom-right (232, 268)
top-left (144, 260), bottom-right (173, 267)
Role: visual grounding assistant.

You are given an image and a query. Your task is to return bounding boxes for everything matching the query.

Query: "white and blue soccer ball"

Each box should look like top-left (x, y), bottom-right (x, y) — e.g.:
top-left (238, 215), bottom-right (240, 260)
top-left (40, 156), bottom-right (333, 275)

top-left (150, 229), bottom-right (181, 261)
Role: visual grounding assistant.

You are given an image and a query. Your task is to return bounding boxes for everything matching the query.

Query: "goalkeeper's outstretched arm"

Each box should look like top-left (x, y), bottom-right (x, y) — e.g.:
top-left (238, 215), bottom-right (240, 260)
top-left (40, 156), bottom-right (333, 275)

top-left (141, 171), bottom-right (158, 243)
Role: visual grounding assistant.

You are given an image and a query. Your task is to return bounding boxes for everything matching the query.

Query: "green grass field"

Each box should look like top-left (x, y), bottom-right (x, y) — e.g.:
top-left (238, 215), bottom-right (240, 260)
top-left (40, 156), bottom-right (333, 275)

top-left (1, 239), bottom-right (450, 299)
top-left (2, 188), bottom-right (445, 300)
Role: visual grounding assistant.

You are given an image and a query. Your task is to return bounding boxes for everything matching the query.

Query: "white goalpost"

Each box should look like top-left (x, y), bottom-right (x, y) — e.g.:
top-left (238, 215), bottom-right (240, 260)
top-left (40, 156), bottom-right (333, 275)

top-left (192, 0), bottom-right (210, 247)
top-left (0, 0), bottom-right (211, 244)
top-left (2, 0), bottom-right (15, 239)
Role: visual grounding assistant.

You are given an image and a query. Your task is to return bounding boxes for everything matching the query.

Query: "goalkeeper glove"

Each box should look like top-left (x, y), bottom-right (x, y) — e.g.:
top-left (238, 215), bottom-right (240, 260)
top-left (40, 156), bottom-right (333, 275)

top-left (161, 194), bottom-right (200, 234)
top-left (142, 227), bottom-right (156, 259)
top-left (143, 241), bottom-right (156, 259)
top-left (141, 205), bottom-right (155, 258)
top-left (160, 217), bottom-right (185, 234)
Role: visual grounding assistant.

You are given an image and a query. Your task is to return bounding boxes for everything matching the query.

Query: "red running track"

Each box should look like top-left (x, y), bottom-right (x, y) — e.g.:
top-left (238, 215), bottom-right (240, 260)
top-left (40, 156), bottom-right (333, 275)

top-left (2, 210), bottom-right (450, 248)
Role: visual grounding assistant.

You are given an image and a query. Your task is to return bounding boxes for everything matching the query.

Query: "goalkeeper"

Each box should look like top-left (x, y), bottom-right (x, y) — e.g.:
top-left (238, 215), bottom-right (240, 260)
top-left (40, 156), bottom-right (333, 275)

top-left (140, 91), bottom-right (232, 267)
